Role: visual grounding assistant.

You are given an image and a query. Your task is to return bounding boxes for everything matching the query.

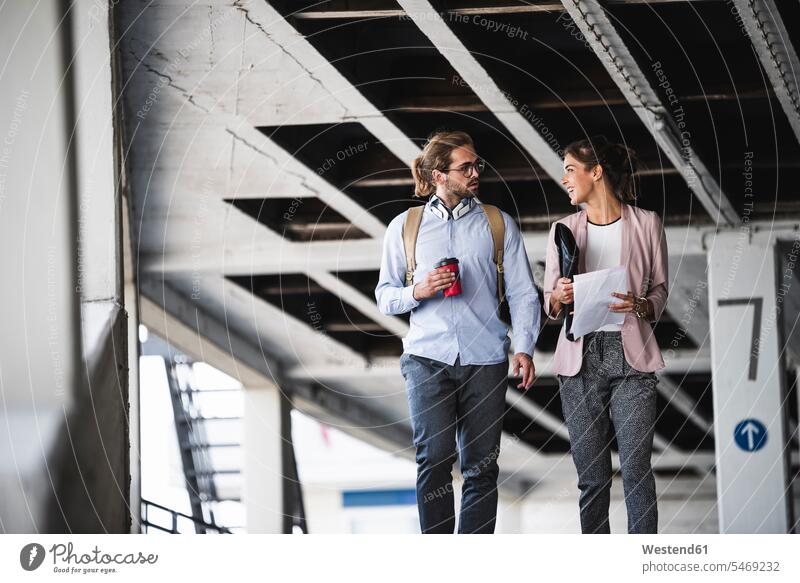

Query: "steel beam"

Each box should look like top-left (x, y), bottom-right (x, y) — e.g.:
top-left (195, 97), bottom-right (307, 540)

top-left (397, 0), bottom-right (565, 182)
top-left (560, 0), bottom-right (740, 226)
top-left (732, 0), bottom-right (800, 146)
top-left (293, 1), bottom-right (718, 20)
top-left (142, 221), bottom-right (800, 274)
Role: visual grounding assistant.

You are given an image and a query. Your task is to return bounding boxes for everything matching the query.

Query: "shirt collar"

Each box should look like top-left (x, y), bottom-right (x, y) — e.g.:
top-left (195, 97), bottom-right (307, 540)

top-left (427, 194), bottom-right (479, 221)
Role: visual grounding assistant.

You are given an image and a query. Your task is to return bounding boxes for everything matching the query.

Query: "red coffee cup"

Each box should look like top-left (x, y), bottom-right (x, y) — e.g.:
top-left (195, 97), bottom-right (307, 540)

top-left (435, 257), bottom-right (462, 297)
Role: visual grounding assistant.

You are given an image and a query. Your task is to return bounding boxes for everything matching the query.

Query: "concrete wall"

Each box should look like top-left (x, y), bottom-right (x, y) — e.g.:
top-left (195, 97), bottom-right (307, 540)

top-left (0, 0), bottom-right (135, 533)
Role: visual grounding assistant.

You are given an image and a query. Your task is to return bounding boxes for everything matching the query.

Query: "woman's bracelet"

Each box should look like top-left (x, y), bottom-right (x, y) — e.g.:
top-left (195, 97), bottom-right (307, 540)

top-left (633, 296), bottom-right (650, 319)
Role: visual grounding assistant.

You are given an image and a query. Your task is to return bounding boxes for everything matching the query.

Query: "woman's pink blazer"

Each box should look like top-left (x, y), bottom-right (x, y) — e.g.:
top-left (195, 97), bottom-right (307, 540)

top-left (543, 202), bottom-right (669, 376)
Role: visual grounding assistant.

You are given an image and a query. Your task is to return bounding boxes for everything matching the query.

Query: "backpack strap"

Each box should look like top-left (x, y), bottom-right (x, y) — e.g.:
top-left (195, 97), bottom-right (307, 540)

top-left (402, 203), bottom-right (506, 304)
top-left (402, 206), bottom-right (425, 286)
top-left (481, 204), bottom-right (506, 303)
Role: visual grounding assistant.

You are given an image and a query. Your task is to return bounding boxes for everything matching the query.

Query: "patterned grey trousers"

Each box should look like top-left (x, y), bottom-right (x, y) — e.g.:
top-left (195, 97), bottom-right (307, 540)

top-left (557, 331), bottom-right (659, 534)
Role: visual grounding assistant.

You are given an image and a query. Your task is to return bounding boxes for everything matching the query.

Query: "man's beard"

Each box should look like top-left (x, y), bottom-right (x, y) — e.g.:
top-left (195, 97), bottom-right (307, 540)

top-left (446, 177), bottom-right (478, 198)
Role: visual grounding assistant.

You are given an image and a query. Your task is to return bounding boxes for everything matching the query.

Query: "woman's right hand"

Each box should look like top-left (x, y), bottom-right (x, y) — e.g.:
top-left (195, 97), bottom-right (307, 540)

top-left (552, 277), bottom-right (574, 305)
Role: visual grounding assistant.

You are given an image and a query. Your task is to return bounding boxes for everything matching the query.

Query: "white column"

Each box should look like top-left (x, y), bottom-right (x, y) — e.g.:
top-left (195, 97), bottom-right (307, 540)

top-left (707, 231), bottom-right (793, 533)
top-left (243, 383), bottom-right (285, 533)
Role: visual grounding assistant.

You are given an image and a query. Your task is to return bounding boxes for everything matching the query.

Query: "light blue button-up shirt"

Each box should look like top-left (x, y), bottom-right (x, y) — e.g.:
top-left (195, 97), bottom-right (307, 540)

top-left (375, 195), bottom-right (541, 365)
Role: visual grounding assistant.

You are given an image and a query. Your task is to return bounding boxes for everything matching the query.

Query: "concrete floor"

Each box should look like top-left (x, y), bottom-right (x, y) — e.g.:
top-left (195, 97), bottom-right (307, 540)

top-left (507, 458), bottom-right (719, 534)
top-left (509, 458), bottom-right (800, 534)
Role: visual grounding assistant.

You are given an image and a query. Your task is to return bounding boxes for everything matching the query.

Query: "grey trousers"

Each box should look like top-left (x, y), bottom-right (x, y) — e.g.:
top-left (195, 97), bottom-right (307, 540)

top-left (557, 331), bottom-right (659, 534)
top-left (400, 353), bottom-right (509, 534)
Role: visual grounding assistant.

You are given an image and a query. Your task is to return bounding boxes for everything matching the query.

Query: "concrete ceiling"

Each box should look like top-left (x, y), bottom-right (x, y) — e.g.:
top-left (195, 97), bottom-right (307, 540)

top-left (117, 0), bottom-right (800, 482)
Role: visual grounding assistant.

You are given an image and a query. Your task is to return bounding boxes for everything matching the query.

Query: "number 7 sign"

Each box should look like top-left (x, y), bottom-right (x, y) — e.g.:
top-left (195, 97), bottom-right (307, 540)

top-left (708, 233), bottom-right (792, 533)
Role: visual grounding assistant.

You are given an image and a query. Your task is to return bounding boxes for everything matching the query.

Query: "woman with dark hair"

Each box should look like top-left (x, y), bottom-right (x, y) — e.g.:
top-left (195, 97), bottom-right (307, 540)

top-left (543, 135), bottom-right (669, 534)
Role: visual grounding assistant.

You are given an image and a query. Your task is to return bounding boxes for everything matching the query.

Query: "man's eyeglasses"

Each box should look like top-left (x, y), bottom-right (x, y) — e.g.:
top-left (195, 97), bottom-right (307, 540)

top-left (443, 158), bottom-right (485, 177)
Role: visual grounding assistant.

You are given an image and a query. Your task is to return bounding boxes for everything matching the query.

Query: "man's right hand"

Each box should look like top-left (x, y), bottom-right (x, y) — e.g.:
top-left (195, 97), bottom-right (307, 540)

top-left (412, 268), bottom-right (456, 300)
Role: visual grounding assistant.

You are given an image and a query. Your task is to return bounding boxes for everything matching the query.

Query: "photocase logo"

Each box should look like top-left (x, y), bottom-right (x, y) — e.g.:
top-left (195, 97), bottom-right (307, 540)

top-left (20, 543), bottom-right (46, 571)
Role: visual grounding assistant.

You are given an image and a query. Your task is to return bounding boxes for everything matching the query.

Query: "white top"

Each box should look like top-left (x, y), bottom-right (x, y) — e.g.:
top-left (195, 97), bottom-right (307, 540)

top-left (585, 217), bottom-right (623, 331)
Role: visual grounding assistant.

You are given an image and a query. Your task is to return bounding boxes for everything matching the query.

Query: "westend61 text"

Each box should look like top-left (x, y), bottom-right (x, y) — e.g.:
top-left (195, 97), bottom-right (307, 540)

top-left (642, 544), bottom-right (708, 555)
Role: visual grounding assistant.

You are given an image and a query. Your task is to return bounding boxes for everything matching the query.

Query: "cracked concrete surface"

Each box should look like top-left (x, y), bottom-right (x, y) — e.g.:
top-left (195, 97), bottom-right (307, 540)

top-left (118, 0), bottom-right (399, 376)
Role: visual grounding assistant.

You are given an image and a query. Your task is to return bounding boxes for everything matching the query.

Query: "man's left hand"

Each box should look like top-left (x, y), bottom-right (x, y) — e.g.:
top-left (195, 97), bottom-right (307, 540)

top-left (512, 353), bottom-right (535, 390)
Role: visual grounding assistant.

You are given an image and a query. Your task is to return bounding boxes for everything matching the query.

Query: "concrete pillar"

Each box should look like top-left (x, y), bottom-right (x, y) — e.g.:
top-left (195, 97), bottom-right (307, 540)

top-left (243, 383), bottom-right (285, 533)
top-left (0, 0), bottom-right (81, 533)
top-left (707, 231), bottom-right (794, 533)
top-left (796, 364), bottom-right (800, 442)
top-left (52, 0), bottom-right (133, 534)
top-left (0, 0), bottom-right (134, 532)
top-left (123, 201), bottom-right (141, 534)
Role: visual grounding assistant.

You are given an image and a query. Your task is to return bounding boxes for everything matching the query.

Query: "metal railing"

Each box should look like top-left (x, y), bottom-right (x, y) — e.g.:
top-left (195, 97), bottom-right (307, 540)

top-left (141, 499), bottom-right (233, 534)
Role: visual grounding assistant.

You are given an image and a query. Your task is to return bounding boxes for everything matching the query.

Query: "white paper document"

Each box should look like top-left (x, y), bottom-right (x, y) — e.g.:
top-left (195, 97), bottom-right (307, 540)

top-left (570, 265), bottom-right (628, 338)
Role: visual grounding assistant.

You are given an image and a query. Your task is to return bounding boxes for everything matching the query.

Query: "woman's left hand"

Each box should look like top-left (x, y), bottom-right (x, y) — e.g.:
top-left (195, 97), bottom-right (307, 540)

top-left (609, 291), bottom-right (635, 312)
top-left (610, 291), bottom-right (649, 318)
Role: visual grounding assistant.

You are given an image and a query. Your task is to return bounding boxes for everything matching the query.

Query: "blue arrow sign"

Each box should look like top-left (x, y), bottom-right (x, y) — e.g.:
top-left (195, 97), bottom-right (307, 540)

top-left (734, 419), bottom-right (767, 452)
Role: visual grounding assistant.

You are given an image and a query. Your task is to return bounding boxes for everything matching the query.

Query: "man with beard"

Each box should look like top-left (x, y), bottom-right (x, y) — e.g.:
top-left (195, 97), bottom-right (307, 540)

top-left (375, 130), bottom-right (540, 533)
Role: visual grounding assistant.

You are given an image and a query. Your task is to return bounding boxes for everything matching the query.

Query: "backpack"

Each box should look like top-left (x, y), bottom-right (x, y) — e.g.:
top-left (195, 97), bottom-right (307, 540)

top-left (402, 204), bottom-right (507, 306)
